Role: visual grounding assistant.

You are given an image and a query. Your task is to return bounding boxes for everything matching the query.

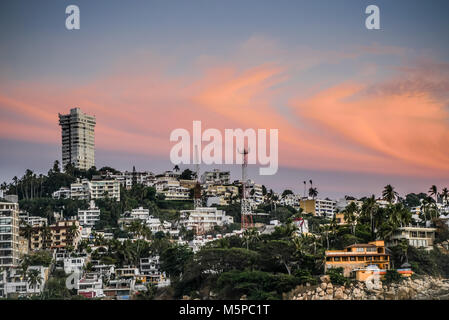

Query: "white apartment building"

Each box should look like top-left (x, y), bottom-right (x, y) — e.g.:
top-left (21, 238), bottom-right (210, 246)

top-left (64, 257), bottom-right (86, 275)
top-left (0, 201), bottom-right (20, 269)
top-left (201, 169), bottom-right (231, 186)
top-left (52, 187), bottom-right (71, 199)
top-left (70, 179), bottom-right (120, 201)
top-left (59, 107), bottom-right (96, 170)
top-left (279, 194), bottom-right (301, 209)
top-left (78, 201), bottom-right (101, 228)
top-left (180, 207), bottom-right (234, 234)
top-left (130, 207), bottom-right (150, 220)
top-left (246, 180), bottom-right (264, 208)
top-left (336, 198), bottom-right (363, 212)
top-left (139, 256), bottom-right (167, 285)
top-left (0, 266), bottom-right (49, 298)
top-left (77, 273), bottom-right (104, 298)
top-left (19, 211), bottom-right (47, 227)
top-left (387, 225), bottom-right (437, 250)
top-left (300, 198), bottom-right (337, 218)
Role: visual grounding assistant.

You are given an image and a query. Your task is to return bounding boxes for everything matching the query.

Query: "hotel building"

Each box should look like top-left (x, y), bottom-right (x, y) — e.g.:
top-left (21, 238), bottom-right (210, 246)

top-left (0, 202), bottom-right (20, 269)
top-left (325, 240), bottom-right (390, 277)
top-left (59, 107), bottom-right (96, 170)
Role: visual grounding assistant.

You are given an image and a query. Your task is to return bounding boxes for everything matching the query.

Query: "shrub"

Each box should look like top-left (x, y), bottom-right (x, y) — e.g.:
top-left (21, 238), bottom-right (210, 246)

top-left (326, 267), bottom-right (347, 286)
top-left (384, 269), bottom-right (402, 283)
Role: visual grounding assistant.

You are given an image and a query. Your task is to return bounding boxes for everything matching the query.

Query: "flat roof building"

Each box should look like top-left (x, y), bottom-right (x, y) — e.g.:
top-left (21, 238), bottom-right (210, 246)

top-left (59, 107), bottom-right (96, 170)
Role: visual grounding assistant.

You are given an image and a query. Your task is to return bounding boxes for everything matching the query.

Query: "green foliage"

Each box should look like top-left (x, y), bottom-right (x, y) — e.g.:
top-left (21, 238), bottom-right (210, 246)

top-left (179, 169), bottom-right (195, 180)
top-left (293, 269), bottom-right (318, 285)
top-left (326, 267), bottom-right (348, 286)
top-left (196, 247), bottom-right (259, 273)
top-left (160, 245), bottom-right (194, 278)
top-left (216, 270), bottom-right (300, 300)
top-left (22, 250), bottom-right (53, 268)
top-left (384, 269), bottom-right (402, 284)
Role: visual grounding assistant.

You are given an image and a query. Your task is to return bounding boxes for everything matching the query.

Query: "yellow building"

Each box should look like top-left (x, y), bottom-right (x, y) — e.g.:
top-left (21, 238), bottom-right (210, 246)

top-left (325, 240), bottom-right (390, 277)
top-left (30, 220), bottom-right (81, 250)
top-left (300, 199), bottom-right (316, 215)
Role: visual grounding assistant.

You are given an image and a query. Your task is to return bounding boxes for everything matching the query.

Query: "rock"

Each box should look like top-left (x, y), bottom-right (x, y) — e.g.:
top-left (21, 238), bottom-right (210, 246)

top-left (397, 287), bottom-right (410, 300)
top-left (240, 295), bottom-right (247, 300)
top-left (327, 283), bottom-right (333, 289)
top-left (343, 294), bottom-right (348, 300)
top-left (326, 288), bottom-right (333, 295)
top-left (384, 290), bottom-right (396, 300)
top-left (316, 287), bottom-right (322, 293)
top-left (320, 275), bottom-right (331, 283)
top-left (334, 288), bottom-right (344, 300)
top-left (182, 295), bottom-right (190, 300)
top-left (320, 282), bottom-right (328, 290)
top-left (319, 290), bottom-right (325, 297)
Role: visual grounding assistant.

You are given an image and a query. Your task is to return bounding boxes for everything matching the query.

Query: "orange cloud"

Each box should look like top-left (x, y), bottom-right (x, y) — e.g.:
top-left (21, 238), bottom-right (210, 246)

top-left (290, 82), bottom-right (449, 176)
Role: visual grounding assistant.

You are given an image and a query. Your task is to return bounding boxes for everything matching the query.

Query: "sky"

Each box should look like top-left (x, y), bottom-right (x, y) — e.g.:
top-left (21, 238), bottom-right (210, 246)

top-left (1, 0), bottom-right (449, 199)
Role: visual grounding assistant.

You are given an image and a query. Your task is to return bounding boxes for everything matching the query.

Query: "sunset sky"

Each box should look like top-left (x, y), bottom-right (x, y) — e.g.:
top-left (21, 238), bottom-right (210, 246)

top-left (1, 0), bottom-right (449, 198)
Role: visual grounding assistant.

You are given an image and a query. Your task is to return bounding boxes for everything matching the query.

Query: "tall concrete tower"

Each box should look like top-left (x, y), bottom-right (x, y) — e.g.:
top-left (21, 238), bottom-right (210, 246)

top-left (58, 108), bottom-right (96, 170)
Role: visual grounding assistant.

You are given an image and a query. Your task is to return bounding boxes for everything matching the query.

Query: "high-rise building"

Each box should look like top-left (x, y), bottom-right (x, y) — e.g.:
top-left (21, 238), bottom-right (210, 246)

top-left (58, 108), bottom-right (96, 170)
top-left (0, 201), bottom-right (20, 269)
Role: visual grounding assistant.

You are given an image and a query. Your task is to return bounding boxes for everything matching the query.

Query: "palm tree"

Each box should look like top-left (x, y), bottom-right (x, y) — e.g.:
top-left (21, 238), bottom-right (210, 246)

top-left (441, 187), bottom-right (449, 206)
top-left (308, 187), bottom-right (318, 200)
top-left (361, 195), bottom-right (377, 238)
top-left (303, 181), bottom-right (307, 198)
top-left (320, 224), bottom-right (331, 249)
top-left (429, 185), bottom-right (438, 203)
top-left (343, 202), bottom-right (358, 234)
top-left (66, 223), bottom-right (80, 247)
top-left (382, 184), bottom-right (398, 204)
top-left (242, 228), bottom-right (260, 251)
top-left (173, 165), bottom-right (180, 173)
top-left (40, 223), bottom-right (52, 250)
top-left (20, 222), bottom-right (35, 251)
top-left (26, 269), bottom-right (42, 294)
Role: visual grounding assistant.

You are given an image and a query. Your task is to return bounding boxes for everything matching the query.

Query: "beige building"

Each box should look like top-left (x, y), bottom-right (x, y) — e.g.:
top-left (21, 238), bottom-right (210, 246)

top-left (300, 198), bottom-right (336, 218)
top-left (387, 225), bottom-right (436, 250)
top-left (31, 220), bottom-right (81, 250)
top-left (70, 179), bottom-right (120, 201)
top-left (0, 202), bottom-right (20, 268)
top-left (325, 241), bottom-right (390, 277)
top-left (59, 107), bottom-right (96, 170)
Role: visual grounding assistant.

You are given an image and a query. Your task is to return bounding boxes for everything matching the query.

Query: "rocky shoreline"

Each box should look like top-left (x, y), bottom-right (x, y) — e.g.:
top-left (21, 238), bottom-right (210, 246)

top-left (286, 275), bottom-right (449, 300)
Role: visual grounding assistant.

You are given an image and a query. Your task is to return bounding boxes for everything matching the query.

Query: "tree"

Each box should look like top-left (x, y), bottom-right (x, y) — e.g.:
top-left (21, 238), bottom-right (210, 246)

top-left (179, 169), bottom-right (194, 180)
top-left (27, 269), bottom-right (42, 293)
top-left (160, 245), bottom-right (194, 278)
top-left (242, 228), bottom-right (260, 251)
top-left (343, 202), bottom-right (358, 235)
top-left (20, 222), bottom-right (35, 251)
top-left (308, 187), bottom-right (318, 200)
top-left (441, 188), bottom-right (449, 206)
top-left (361, 195), bottom-right (377, 238)
top-left (382, 184), bottom-right (398, 204)
top-left (40, 223), bottom-right (52, 250)
top-left (173, 165), bottom-right (180, 172)
top-left (429, 185), bottom-right (438, 203)
top-left (281, 190), bottom-right (294, 198)
top-left (66, 223), bottom-right (80, 247)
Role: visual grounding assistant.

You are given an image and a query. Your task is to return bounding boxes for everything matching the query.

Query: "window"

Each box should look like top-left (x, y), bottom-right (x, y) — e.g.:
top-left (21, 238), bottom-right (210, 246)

top-left (356, 248), bottom-right (364, 252)
top-left (350, 257), bottom-right (356, 261)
